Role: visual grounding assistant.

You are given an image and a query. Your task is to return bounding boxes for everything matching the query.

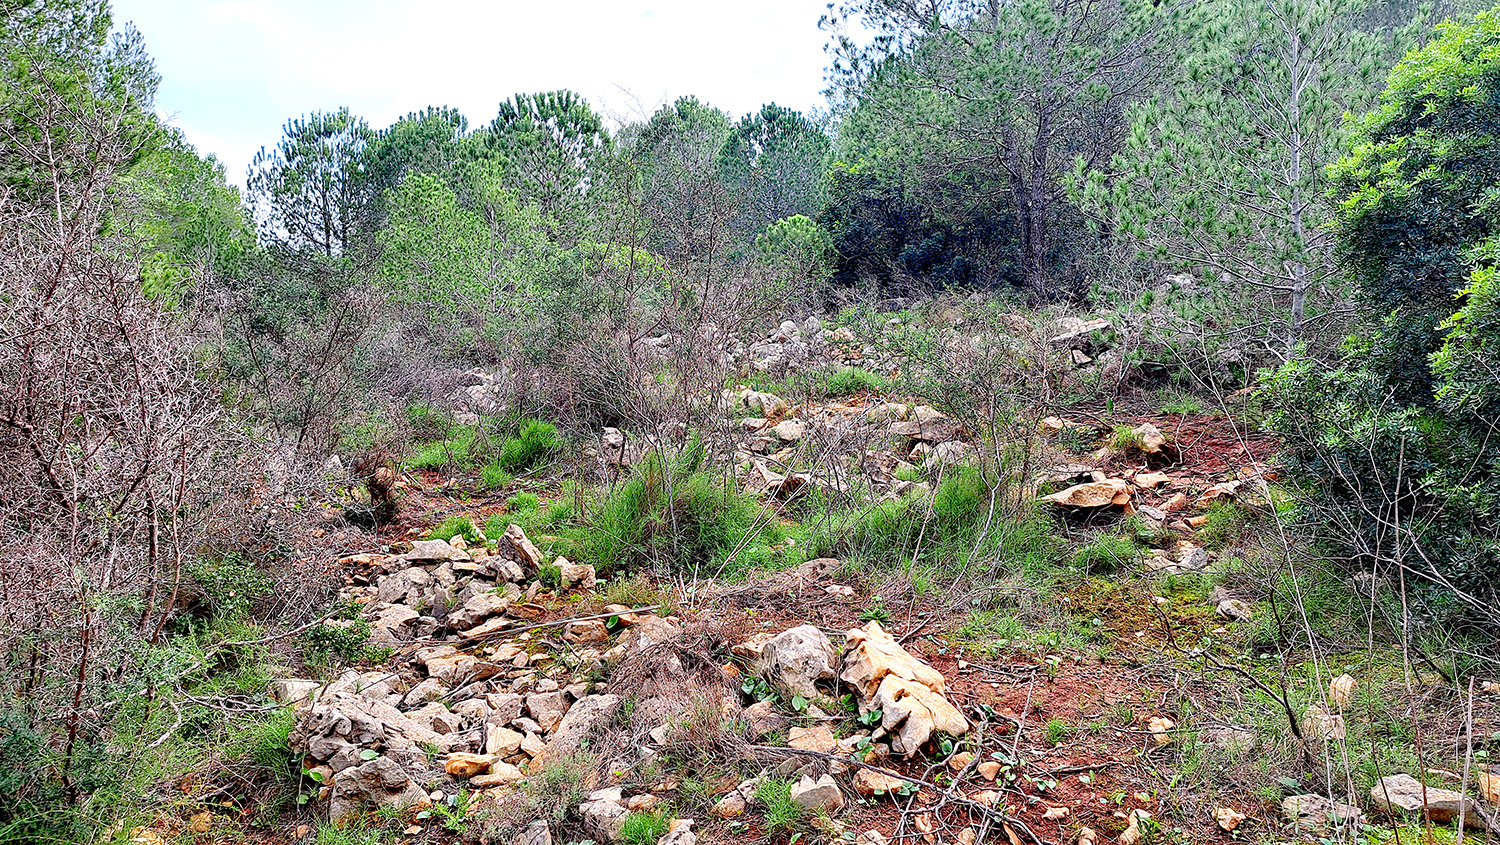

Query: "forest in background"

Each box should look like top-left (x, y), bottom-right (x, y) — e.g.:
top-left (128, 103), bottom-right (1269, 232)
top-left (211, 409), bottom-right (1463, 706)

top-left (3, 0), bottom-right (1500, 840)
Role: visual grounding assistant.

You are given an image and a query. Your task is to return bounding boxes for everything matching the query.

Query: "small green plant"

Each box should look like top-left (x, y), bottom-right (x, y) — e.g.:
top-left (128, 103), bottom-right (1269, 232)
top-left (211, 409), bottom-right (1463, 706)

top-left (479, 462), bottom-right (512, 491)
top-left (1158, 392), bottom-right (1204, 416)
top-left (754, 778), bottom-right (807, 836)
top-left (428, 515), bottom-right (483, 544)
top-left (1044, 718), bottom-right (1071, 746)
top-left (820, 366), bottom-right (889, 397)
top-left (508, 491), bottom-right (541, 513)
top-left (1108, 425), bottom-right (1146, 452)
top-left (497, 418), bottom-right (563, 472)
top-left (618, 809), bottom-right (671, 845)
top-left (893, 463), bottom-right (923, 482)
top-left (859, 598), bottom-right (891, 623)
top-left (302, 618), bottom-right (392, 668)
top-left (418, 789), bottom-right (475, 832)
top-left (536, 560), bottom-right (562, 590)
top-left (407, 424), bottom-right (479, 471)
top-left (1071, 533), bottom-right (1139, 574)
top-left (1197, 500), bottom-right (1249, 549)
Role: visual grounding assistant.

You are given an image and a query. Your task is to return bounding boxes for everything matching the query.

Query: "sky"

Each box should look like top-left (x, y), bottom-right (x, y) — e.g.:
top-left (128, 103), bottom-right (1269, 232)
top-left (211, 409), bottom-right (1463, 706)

top-left (108, 0), bottom-right (844, 187)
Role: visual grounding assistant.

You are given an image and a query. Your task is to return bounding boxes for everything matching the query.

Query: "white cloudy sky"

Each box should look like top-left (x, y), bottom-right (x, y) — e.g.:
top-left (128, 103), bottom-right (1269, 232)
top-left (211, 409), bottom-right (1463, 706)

top-left (109, 0), bottom-right (844, 186)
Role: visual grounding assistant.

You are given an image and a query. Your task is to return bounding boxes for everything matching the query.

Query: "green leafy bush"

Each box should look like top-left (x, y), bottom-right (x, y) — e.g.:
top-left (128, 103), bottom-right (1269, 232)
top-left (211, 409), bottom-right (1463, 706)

top-left (1274, 12), bottom-right (1500, 631)
top-left (1070, 534), bottom-right (1139, 574)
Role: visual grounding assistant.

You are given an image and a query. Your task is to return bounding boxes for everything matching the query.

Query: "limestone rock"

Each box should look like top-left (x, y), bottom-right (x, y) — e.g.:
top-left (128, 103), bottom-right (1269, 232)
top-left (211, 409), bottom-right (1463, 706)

top-left (1041, 479), bottom-right (1131, 509)
top-left (1301, 705), bottom-right (1347, 741)
top-left (772, 418), bottom-right (807, 442)
top-left (754, 625), bottom-right (837, 699)
top-left (790, 773), bottom-right (845, 813)
top-left (565, 619), bottom-right (610, 644)
top-left (1282, 794), bottom-right (1361, 827)
top-left (1146, 716), bottom-right (1175, 747)
top-left (743, 700), bottom-right (787, 739)
top-left (557, 559), bottom-right (596, 591)
top-left (514, 821), bottom-right (551, 845)
top-left (270, 679), bottom-right (322, 706)
top-left (486, 726), bottom-right (524, 756)
top-left (536, 694), bottom-right (621, 765)
top-left (581, 789), bottom-right (629, 842)
top-left (1215, 807), bottom-right (1246, 831)
top-left (1329, 674), bottom-right (1356, 709)
top-left (1132, 423), bottom-right (1167, 455)
top-left (787, 724), bottom-right (837, 753)
top-left (1371, 774), bottom-right (1485, 827)
top-left (445, 752), bottom-right (496, 778)
top-left (853, 768), bottom-right (907, 796)
top-left (1215, 599), bottom-right (1252, 621)
top-left (329, 756), bottom-right (432, 824)
top-left (711, 791), bottom-right (747, 818)
top-left (403, 539), bottom-right (471, 564)
top-left (841, 621), bottom-right (968, 756)
top-left (450, 586), bottom-right (520, 631)
top-left (470, 763), bottom-right (524, 788)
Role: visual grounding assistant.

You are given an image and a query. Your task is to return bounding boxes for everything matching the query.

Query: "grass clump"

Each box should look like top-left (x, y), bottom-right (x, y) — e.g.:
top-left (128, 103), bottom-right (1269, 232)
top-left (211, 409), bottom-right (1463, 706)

top-left (584, 438), bottom-right (783, 579)
top-left (1070, 533), bottom-right (1139, 574)
top-left (820, 366), bottom-right (889, 397)
top-left (1157, 392), bottom-right (1205, 416)
top-left (618, 810), bottom-right (671, 845)
top-left (428, 515), bottom-right (483, 544)
top-left (497, 419), bottom-right (562, 472)
top-left (1107, 425), bottom-right (1146, 453)
top-left (807, 466), bottom-right (1059, 577)
top-left (407, 424), bottom-right (478, 471)
top-left (753, 778), bottom-right (807, 836)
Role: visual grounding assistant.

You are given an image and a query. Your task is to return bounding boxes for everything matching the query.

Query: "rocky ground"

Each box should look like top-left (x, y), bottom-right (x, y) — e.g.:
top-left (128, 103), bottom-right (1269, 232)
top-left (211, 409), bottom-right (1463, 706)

top-left (125, 313), bottom-right (1499, 845)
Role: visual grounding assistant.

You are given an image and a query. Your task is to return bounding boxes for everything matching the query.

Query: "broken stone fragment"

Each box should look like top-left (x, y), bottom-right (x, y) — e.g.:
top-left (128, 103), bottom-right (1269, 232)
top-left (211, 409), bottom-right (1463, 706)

top-left (841, 621), bottom-right (968, 756)
top-left (790, 773), bottom-right (845, 813)
top-left (1040, 479), bottom-right (1132, 509)
top-left (754, 624), bottom-right (837, 699)
top-left (787, 724), bottom-right (837, 753)
top-left (853, 768), bottom-right (907, 796)
top-left (445, 752), bottom-right (497, 778)
top-left (329, 756), bottom-right (431, 824)
top-left (1281, 794), bottom-right (1362, 827)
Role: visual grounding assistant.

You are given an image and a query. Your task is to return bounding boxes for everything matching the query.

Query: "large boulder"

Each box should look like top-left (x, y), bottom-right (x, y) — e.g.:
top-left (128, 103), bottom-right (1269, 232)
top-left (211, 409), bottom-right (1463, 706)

top-left (841, 621), bottom-right (968, 756)
top-left (328, 756), bottom-right (431, 824)
top-left (754, 625), bottom-right (838, 699)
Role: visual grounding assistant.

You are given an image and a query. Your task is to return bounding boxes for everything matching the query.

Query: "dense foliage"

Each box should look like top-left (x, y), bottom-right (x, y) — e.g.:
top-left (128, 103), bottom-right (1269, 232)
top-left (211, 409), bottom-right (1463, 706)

top-left (1272, 10), bottom-right (1500, 628)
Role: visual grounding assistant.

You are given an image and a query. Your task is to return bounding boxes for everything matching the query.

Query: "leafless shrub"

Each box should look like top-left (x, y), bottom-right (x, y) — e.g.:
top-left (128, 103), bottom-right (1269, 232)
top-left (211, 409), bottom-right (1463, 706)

top-left (0, 60), bottom-right (267, 803)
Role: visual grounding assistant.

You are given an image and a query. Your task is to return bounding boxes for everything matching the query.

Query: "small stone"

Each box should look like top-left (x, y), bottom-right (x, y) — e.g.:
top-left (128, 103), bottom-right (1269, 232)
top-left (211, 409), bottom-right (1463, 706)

top-left (947, 751), bottom-right (975, 772)
top-left (1145, 716), bottom-right (1175, 746)
top-left (188, 812), bottom-right (211, 834)
top-left (977, 761), bottom-right (1001, 781)
top-left (790, 773), bottom-right (845, 813)
top-left (1215, 807), bottom-right (1246, 831)
top-left (1118, 810), bottom-right (1152, 845)
top-left (1282, 794), bottom-right (1362, 827)
top-left (444, 752), bottom-right (495, 778)
top-left (1329, 674), bottom-right (1356, 709)
top-left (1301, 705), bottom-right (1347, 740)
top-left (626, 794), bottom-right (660, 812)
top-left (1215, 599), bottom-right (1252, 621)
top-left (710, 791), bottom-right (746, 818)
top-left (787, 724), bottom-right (837, 753)
top-left (470, 763), bottom-right (524, 788)
top-left (1371, 773), bottom-right (1484, 827)
top-left (1042, 806), bottom-right (1069, 820)
top-left (486, 726), bottom-right (524, 756)
top-left (743, 700), bottom-right (787, 739)
top-left (854, 768), bottom-right (907, 796)
top-left (564, 619), bottom-right (610, 643)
